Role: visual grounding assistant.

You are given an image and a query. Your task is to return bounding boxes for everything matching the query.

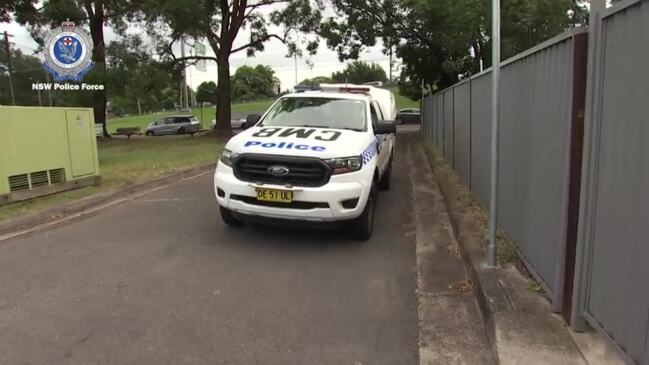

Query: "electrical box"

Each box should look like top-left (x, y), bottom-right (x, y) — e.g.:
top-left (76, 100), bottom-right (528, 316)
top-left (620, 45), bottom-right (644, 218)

top-left (0, 106), bottom-right (100, 205)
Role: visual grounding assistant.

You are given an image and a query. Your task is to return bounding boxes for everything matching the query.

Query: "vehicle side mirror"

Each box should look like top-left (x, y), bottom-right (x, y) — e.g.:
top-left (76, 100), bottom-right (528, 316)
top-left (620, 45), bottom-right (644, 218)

top-left (245, 113), bottom-right (262, 128)
top-left (374, 121), bottom-right (397, 135)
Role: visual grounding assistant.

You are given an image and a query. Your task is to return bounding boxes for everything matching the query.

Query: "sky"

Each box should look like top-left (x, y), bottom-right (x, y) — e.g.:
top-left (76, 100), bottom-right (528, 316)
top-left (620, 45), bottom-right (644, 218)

top-left (0, 5), bottom-right (399, 92)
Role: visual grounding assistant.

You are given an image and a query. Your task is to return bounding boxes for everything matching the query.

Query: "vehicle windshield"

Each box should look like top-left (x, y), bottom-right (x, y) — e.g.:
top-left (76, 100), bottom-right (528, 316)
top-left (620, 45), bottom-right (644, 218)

top-left (260, 97), bottom-right (367, 131)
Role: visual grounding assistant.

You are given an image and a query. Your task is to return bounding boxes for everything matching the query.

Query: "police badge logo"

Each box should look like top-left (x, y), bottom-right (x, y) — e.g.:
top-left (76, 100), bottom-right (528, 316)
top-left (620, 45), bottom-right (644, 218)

top-left (42, 21), bottom-right (95, 82)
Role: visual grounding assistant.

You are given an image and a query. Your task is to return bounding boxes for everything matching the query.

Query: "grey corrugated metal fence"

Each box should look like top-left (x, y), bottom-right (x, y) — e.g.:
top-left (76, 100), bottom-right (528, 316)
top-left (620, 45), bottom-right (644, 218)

top-left (422, 28), bottom-right (588, 313)
top-left (572, 1), bottom-right (649, 363)
top-left (422, 2), bottom-right (649, 363)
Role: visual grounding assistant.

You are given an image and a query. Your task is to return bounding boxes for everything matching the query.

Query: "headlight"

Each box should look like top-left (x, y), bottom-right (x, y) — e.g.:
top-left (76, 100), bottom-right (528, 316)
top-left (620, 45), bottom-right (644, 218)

top-left (220, 148), bottom-right (239, 167)
top-left (325, 156), bottom-right (363, 175)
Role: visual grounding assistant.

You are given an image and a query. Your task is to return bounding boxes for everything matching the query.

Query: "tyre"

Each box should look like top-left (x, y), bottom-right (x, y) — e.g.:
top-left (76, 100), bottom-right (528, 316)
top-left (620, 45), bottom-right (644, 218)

top-left (220, 206), bottom-right (244, 227)
top-left (350, 182), bottom-right (378, 241)
top-left (177, 127), bottom-right (186, 135)
top-left (146, 131), bottom-right (154, 136)
top-left (395, 117), bottom-right (403, 125)
top-left (379, 159), bottom-right (392, 191)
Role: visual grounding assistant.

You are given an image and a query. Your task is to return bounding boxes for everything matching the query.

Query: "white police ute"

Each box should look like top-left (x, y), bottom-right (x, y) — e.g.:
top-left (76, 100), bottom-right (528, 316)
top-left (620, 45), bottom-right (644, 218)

top-left (214, 86), bottom-right (397, 240)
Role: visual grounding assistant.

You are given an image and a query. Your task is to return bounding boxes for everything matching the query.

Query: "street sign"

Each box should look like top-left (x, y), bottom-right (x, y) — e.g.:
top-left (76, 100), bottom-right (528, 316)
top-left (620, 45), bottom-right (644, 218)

top-left (195, 42), bottom-right (206, 56)
top-left (194, 42), bottom-right (207, 72)
top-left (195, 42), bottom-right (207, 72)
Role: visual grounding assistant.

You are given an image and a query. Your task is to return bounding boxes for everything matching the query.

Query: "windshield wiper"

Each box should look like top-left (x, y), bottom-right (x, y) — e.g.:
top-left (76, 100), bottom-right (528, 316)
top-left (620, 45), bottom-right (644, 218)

top-left (336, 127), bottom-right (363, 132)
top-left (298, 124), bottom-right (331, 129)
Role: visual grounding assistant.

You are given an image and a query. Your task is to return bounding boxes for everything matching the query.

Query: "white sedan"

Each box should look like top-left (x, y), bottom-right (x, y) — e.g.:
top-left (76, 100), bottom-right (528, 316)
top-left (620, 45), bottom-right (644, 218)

top-left (211, 118), bottom-right (247, 130)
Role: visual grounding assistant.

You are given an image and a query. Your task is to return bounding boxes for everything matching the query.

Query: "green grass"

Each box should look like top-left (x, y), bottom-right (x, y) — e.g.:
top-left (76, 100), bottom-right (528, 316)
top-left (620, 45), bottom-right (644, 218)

top-left (391, 87), bottom-right (420, 110)
top-left (0, 135), bottom-right (224, 221)
top-left (107, 90), bottom-right (417, 133)
top-left (107, 99), bottom-right (275, 134)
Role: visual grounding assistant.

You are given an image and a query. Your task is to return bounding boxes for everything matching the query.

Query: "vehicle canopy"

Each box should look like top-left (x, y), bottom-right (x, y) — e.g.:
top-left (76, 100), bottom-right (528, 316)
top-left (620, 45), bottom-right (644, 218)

top-left (318, 84), bottom-right (396, 121)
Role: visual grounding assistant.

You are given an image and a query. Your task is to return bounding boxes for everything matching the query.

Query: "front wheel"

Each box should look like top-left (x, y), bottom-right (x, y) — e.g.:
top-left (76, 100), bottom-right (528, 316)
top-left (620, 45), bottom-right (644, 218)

top-left (146, 131), bottom-right (154, 136)
top-left (220, 206), bottom-right (244, 227)
top-left (379, 159), bottom-right (392, 191)
top-left (350, 183), bottom-right (377, 241)
top-left (177, 127), bottom-right (186, 135)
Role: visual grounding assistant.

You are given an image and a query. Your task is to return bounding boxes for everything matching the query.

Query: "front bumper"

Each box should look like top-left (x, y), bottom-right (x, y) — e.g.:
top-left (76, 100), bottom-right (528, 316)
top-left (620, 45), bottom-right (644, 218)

top-left (214, 162), bottom-right (372, 222)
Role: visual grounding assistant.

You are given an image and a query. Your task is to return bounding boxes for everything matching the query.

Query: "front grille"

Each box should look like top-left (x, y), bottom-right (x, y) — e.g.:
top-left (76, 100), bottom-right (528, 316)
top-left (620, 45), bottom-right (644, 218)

top-left (231, 195), bottom-right (329, 210)
top-left (233, 154), bottom-right (331, 187)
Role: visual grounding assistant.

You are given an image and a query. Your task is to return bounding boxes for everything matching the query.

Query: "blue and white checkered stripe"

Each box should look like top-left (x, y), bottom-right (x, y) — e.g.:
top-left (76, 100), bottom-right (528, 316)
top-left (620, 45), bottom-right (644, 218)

top-left (361, 137), bottom-right (381, 164)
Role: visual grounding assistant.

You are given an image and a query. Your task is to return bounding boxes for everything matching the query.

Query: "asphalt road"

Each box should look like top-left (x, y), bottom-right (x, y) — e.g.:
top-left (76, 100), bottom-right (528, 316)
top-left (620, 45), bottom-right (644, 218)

top-left (0, 130), bottom-right (420, 365)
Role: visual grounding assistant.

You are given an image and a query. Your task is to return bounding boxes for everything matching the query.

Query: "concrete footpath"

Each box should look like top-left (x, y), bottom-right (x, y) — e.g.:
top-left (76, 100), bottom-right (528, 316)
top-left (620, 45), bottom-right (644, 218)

top-left (411, 133), bottom-right (625, 365)
top-left (406, 133), bottom-right (496, 364)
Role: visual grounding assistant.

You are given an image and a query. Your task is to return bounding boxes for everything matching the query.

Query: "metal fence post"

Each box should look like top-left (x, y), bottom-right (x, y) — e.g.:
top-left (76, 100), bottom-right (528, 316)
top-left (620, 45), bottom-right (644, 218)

top-left (486, 0), bottom-right (501, 268)
top-left (570, 0), bottom-right (607, 331)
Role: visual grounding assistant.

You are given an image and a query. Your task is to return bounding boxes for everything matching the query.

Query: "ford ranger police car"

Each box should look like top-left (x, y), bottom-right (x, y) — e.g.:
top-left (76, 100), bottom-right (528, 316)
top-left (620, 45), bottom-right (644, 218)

top-left (213, 85), bottom-right (397, 240)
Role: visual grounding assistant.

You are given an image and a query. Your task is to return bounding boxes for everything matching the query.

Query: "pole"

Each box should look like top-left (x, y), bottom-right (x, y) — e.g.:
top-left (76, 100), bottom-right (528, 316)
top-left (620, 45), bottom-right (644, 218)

top-left (294, 53), bottom-right (298, 88)
top-left (389, 45), bottom-right (393, 83)
top-left (3, 31), bottom-right (16, 106)
top-left (45, 72), bottom-right (53, 106)
top-left (486, 0), bottom-right (501, 268)
top-left (188, 47), bottom-right (194, 108)
top-left (180, 37), bottom-right (187, 110)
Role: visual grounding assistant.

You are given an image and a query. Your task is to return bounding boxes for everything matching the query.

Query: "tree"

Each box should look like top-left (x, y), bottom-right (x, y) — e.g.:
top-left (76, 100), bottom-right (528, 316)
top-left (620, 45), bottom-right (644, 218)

top-left (0, 47), bottom-right (52, 106)
top-left (0, 0), bottom-right (143, 137)
top-left (298, 75), bottom-right (332, 86)
top-left (323, 0), bottom-right (587, 99)
top-left (231, 64), bottom-right (276, 102)
top-left (147, 0), bottom-right (322, 132)
top-left (330, 61), bottom-right (387, 84)
top-left (196, 81), bottom-right (217, 104)
top-left (106, 35), bottom-right (181, 115)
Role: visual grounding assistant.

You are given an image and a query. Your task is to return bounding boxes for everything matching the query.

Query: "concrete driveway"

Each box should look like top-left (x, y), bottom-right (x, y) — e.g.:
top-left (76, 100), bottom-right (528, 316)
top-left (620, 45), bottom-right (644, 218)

top-left (0, 131), bottom-right (420, 364)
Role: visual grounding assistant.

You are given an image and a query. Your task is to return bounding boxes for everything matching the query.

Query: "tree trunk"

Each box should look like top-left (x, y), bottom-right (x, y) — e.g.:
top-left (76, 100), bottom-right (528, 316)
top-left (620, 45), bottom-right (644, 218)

top-left (86, 1), bottom-right (109, 137)
top-left (215, 56), bottom-right (232, 131)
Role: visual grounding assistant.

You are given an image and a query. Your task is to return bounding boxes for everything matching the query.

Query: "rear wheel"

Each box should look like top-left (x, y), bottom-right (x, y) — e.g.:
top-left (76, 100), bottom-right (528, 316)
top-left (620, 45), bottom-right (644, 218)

top-left (177, 127), bottom-right (186, 135)
top-left (350, 182), bottom-right (378, 241)
top-left (220, 206), bottom-right (244, 227)
top-left (395, 117), bottom-right (403, 125)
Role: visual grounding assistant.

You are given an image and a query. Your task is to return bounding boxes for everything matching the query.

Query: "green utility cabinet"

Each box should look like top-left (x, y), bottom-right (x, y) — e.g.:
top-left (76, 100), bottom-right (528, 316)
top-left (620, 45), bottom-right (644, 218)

top-left (0, 106), bottom-right (100, 205)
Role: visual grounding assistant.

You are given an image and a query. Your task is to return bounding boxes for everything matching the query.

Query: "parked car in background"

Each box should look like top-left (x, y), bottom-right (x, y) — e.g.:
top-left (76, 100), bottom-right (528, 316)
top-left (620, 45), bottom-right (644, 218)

top-left (395, 108), bottom-right (421, 124)
top-left (145, 115), bottom-right (201, 136)
top-left (211, 118), bottom-right (247, 130)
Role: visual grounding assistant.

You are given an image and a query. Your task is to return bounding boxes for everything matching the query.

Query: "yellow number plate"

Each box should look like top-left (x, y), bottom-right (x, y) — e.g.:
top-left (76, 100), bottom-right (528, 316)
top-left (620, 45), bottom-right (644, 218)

top-left (255, 188), bottom-right (293, 203)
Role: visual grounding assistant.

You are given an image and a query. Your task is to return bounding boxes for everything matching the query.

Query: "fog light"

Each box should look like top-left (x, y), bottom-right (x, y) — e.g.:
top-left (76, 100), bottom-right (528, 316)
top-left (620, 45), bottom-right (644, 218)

top-left (217, 188), bottom-right (225, 197)
top-left (341, 198), bottom-right (359, 209)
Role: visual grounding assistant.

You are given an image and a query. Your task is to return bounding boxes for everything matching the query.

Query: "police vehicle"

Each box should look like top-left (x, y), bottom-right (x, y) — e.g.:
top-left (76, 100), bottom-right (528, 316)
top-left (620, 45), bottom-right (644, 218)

top-left (213, 85), bottom-right (397, 240)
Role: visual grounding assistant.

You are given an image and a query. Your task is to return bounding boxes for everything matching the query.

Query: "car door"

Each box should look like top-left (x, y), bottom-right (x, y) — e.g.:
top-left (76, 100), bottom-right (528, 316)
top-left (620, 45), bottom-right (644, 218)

top-left (151, 119), bottom-right (165, 134)
top-left (162, 117), bottom-right (177, 134)
top-left (174, 117), bottom-right (189, 134)
top-left (370, 102), bottom-right (391, 173)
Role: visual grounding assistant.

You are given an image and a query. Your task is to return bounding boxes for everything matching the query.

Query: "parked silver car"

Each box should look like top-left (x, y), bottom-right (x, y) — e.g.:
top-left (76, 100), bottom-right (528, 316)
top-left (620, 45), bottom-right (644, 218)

top-left (145, 115), bottom-right (201, 136)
